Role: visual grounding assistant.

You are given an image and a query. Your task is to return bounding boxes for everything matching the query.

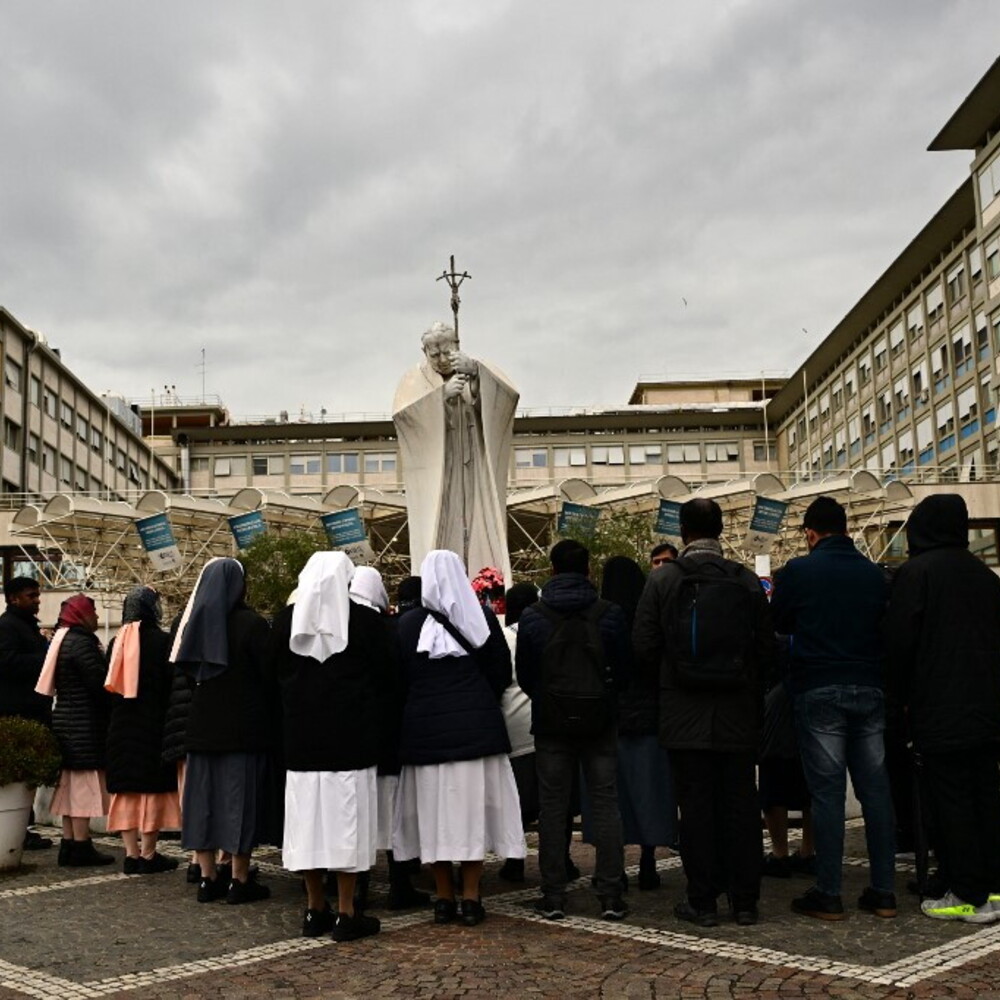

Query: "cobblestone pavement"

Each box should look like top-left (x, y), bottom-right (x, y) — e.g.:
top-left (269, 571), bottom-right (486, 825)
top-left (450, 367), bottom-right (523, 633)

top-left (1, 822), bottom-right (999, 999)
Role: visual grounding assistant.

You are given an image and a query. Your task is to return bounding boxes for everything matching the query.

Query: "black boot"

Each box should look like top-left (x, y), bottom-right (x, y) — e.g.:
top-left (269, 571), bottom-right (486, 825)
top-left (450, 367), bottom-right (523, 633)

top-left (498, 858), bottom-right (525, 883)
top-left (387, 853), bottom-right (431, 909)
top-left (67, 838), bottom-right (114, 867)
top-left (58, 838), bottom-right (73, 866)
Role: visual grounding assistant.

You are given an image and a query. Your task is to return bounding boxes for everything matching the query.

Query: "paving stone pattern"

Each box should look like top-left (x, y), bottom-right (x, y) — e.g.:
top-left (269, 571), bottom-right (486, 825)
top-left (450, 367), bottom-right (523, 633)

top-left (1, 822), bottom-right (998, 999)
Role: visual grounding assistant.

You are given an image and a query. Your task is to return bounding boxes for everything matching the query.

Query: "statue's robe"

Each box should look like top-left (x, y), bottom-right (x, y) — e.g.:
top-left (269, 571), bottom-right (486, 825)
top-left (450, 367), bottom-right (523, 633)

top-left (393, 359), bottom-right (518, 583)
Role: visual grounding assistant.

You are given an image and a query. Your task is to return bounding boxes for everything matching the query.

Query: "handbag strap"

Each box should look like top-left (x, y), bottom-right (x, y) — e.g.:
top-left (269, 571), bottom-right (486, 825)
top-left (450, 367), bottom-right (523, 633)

top-left (425, 608), bottom-right (479, 656)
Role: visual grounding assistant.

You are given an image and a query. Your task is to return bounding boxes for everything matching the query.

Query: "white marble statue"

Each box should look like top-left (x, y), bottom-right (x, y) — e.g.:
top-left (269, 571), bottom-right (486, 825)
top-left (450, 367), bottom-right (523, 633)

top-left (393, 322), bottom-right (518, 584)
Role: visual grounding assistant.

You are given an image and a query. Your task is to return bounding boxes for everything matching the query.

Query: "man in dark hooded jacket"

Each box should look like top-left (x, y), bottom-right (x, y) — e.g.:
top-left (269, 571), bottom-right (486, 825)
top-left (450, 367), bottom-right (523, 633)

top-left (516, 539), bottom-right (630, 921)
top-left (885, 493), bottom-right (1000, 924)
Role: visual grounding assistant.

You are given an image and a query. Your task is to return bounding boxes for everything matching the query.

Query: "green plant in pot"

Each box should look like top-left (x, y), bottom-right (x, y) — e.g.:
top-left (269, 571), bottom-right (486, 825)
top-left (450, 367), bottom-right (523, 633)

top-left (0, 717), bottom-right (61, 871)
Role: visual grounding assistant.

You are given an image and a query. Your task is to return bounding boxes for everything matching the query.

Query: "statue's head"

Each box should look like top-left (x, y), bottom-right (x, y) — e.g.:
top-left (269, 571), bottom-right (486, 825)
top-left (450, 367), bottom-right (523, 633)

top-left (421, 322), bottom-right (459, 376)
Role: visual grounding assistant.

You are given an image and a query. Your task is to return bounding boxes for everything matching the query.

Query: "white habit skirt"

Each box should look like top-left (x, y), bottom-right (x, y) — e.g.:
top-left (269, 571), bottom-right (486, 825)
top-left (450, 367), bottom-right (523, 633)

top-left (376, 774), bottom-right (398, 852)
top-left (282, 767), bottom-right (378, 873)
top-left (392, 753), bottom-right (527, 863)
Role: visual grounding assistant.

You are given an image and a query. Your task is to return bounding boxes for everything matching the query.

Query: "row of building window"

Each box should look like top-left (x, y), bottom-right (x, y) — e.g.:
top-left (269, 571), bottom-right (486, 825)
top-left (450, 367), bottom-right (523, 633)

top-left (198, 452), bottom-right (398, 478)
top-left (514, 441), bottom-right (748, 469)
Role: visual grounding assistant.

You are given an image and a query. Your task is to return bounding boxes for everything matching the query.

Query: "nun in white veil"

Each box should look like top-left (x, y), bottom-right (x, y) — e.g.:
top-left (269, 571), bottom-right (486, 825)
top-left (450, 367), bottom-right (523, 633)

top-left (392, 550), bottom-right (526, 928)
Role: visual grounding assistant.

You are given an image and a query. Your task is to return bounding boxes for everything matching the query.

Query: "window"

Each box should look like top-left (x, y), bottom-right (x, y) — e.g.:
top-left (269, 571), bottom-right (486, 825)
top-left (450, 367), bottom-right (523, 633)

top-left (936, 401), bottom-right (955, 452)
top-left (42, 388), bottom-right (56, 418)
top-left (363, 452), bottom-right (396, 473)
top-left (116, 447), bottom-right (127, 472)
top-left (4, 358), bottom-right (22, 393)
top-left (888, 320), bottom-right (905, 358)
top-left (27, 433), bottom-right (39, 466)
top-left (590, 446), bottom-right (624, 465)
top-left (553, 447), bottom-right (587, 467)
top-left (946, 263), bottom-right (967, 306)
top-left (925, 285), bottom-right (944, 327)
top-left (893, 377), bottom-right (909, 420)
top-left (76, 414), bottom-right (88, 442)
top-left (976, 311), bottom-right (990, 360)
top-left (877, 390), bottom-right (892, 430)
top-left (986, 236), bottom-right (1000, 281)
top-left (907, 304), bottom-right (925, 341)
top-left (628, 445), bottom-right (662, 465)
top-left (971, 245), bottom-right (984, 285)
top-left (289, 454), bottom-right (322, 475)
top-left (59, 455), bottom-right (72, 484)
top-left (911, 360), bottom-right (928, 403)
top-left (252, 455), bottom-right (285, 476)
top-left (952, 322), bottom-right (973, 376)
top-left (916, 416), bottom-right (934, 464)
top-left (958, 384), bottom-right (979, 436)
top-left (845, 371), bottom-right (856, 399)
top-left (326, 453), bottom-right (359, 474)
top-left (859, 358), bottom-right (872, 386)
top-left (190, 457), bottom-right (210, 472)
top-left (881, 440), bottom-right (896, 473)
top-left (848, 416), bottom-right (861, 456)
top-left (60, 401), bottom-right (73, 428)
top-left (666, 443), bottom-right (701, 463)
top-left (978, 150), bottom-right (1000, 212)
top-left (76, 466), bottom-right (88, 491)
top-left (873, 337), bottom-right (888, 373)
top-left (819, 391), bottom-right (831, 420)
top-left (213, 457), bottom-right (247, 477)
top-left (29, 376), bottom-right (41, 407)
top-left (898, 429), bottom-right (914, 467)
top-left (3, 418), bottom-right (20, 451)
top-left (91, 426), bottom-right (103, 453)
top-left (127, 460), bottom-right (141, 484)
top-left (932, 342), bottom-right (950, 393)
top-left (862, 404), bottom-right (876, 443)
top-left (704, 442), bottom-right (739, 462)
top-left (831, 383), bottom-right (844, 413)
top-left (41, 444), bottom-right (56, 475)
top-left (753, 441), bottom-right (777, 462)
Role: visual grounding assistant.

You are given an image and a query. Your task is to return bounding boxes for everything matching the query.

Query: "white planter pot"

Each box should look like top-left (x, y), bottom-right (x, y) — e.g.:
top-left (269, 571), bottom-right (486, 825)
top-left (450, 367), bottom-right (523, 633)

top-left (0, 783), bottom-right (34, 871)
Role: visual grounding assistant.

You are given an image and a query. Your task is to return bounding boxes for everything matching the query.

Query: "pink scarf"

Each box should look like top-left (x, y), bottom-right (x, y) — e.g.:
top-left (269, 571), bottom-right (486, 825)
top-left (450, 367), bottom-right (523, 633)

top-left (104, 622), bottom-right (142, 698)
top-left (35, 594), bottom-right (97, 698)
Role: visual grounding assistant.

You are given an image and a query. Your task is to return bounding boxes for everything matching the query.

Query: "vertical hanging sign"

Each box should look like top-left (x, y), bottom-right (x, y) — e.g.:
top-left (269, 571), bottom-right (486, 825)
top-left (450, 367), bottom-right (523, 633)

top-left (135, 513), bottom-right (182, 572)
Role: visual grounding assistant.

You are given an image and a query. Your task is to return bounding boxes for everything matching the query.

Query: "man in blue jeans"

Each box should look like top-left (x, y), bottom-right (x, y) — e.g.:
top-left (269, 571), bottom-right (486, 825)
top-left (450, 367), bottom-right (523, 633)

top-left (771, 496), bottom-right (896, 920)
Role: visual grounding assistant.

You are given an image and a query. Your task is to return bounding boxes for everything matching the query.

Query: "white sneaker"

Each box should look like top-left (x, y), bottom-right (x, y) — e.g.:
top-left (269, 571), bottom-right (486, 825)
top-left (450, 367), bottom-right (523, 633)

top-left (921, 890), bottom-right (999, 924)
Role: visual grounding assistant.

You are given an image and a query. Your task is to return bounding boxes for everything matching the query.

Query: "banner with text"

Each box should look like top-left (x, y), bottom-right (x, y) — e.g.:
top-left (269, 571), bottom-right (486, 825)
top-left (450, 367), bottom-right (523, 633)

top-left (321, 508), bottom-right (375, 564)
top-left (557, 501), bottom-right (600, 537)
top-left (745, 497), bottom-right (789, 554)
top-left (135, 513), bottom-right (182, 572)
top-left (655, 499), bottom-right (683, 537)
top-left (228, 511), bottom-right (267, 549)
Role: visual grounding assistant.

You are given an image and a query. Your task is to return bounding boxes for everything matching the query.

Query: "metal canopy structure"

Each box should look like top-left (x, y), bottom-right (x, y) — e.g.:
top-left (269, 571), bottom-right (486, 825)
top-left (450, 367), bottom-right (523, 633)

top-left (9, 474), bottom-right (922, 604)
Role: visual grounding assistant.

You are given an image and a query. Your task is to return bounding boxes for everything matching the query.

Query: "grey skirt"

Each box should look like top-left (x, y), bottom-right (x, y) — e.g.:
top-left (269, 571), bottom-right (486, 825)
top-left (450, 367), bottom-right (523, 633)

top-left (182, 751), bottom-right (267, 855)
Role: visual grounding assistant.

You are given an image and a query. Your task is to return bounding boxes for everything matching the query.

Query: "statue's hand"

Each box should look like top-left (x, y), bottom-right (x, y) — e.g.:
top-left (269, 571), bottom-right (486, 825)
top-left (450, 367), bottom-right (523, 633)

top-left (448, 351), bottom-right (479, 377)
top-left (443, 374), bottom-right (468, 400)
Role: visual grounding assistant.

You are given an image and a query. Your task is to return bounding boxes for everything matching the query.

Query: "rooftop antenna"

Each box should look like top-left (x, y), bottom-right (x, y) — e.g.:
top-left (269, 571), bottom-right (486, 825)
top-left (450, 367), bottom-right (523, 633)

top-left (196, 348), bottom-right (206, 402)
top-left (436, 254), bottom-right (471, 344)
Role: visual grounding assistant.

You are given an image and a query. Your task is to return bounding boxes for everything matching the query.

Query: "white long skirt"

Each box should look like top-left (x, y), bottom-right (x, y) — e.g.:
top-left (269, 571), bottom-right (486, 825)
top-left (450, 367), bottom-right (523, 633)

top-left (376, 775), bottom-right (398, 852)
top-left (283, 767), bottom-right (378, 873)
top-left (392, 753), bottom-right (527, 863)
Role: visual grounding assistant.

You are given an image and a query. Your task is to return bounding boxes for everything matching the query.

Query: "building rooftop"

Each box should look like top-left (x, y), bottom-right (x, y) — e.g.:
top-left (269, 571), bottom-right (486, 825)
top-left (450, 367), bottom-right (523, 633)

top-left (928, 55), bottom-right (1000, 151)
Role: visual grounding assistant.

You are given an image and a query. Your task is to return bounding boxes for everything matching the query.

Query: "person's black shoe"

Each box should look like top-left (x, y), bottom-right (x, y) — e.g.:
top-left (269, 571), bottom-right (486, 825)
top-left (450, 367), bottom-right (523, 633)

top-left (226, 876), bottom-right (271, 904)
top-left (761, 852), bottom-right (792, 878)
top-left (600, 896), bottom-right (628, 921)
top-left (638, 867), bottom-right (661, 891)
top-left (331, 911), bottom-right (380, 942)
top-left (791, 887), bottom-right (846, 921)
top-left (433, 898), bottom-right (457, 924)
top-left (674, 900), bottom-right (718, 927)
top-left (138, 852), bottom-right (179, 875)
top-left (461, 898), bottom-right (486, 926)
top-left (186, 862), bottom-right (202, 884)
top-left (123, 855), bottom-right (142, 875)
top-left (57, 838), bottom-right (73, 866)
top-left (67, 839), bottom-right (115, 867)
top-left (565, 857), bottom-right (581, 881)
top-left (386, 884), bottom-right (432, 910)
top-left (857, 887), bottom-right (897, 918)
top-left (23, 830), bottom-right (53, 851)
top-left (498, 858), bottom-right (525, 883)
top-left (534, 894), bottom-right (566, 920)
top-left (302, 905), bottom-right (334, 937)
top-left (216, 861), bottom-right (232, 886)
top-left (734, 907), bottom-right (759, 926)
top-left (196, 877), bottom-right (227, 903)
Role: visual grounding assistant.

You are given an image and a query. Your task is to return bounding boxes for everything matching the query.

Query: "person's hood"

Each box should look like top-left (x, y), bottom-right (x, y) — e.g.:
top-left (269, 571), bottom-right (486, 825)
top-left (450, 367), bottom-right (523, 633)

top-left (539, 572), bottom-right (599, 612)
top-left (906, 493), bottom-right (968, 557)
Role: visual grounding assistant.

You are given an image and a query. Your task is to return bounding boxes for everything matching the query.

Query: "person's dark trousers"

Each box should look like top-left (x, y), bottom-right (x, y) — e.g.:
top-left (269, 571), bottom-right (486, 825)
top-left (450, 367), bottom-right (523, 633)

top-left (920, 744), bottom-right (1000, 907)
top-left (668, 748), bottom-right (761, 912)
top-left (536, 729), bottom-right (623, 899)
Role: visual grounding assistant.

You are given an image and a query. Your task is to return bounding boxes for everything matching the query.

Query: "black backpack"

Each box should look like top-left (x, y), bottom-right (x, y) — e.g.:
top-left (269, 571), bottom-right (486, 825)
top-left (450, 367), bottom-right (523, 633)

top-left (533, 599), bottom-right (614, 738)
top-left (668, 557), bottom-right (756, 691)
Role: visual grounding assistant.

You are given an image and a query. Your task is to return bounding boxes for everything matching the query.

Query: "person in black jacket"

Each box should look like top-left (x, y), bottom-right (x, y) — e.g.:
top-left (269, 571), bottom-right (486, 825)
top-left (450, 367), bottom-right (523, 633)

top-left (274, 552), bottom-right (395, 942)
top-left (516, 539), bottom-right (631, 922)
top-left (0, 575), bottom-right (53, 850)
top-left (36, 593), bottom-right (115, 867)
top-left (172, 558), bottom-right (275, 905)
top-left (105, 586), bottom-right (180, 875)
top-left (633, 499), bottom-right (774, 927)
top-left (885, 493), bottom-right (1000, 924)
top-left (393, 549), bottom-right (525, 928)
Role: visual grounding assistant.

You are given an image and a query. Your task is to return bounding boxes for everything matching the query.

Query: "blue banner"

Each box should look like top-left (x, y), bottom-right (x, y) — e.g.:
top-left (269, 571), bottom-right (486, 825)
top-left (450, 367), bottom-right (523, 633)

top-left (228, 511), bottom-right (267, 549)
top-left (655, 500), bottom-right (682, 536)
top-left (749, 497), bottom-right (788, 534)
top-left (135, 513), bottom-right (182, 571)
top-left (321, 509), bottom-right (367, 547)
top-left (558, 501), bottom-right (600, 537)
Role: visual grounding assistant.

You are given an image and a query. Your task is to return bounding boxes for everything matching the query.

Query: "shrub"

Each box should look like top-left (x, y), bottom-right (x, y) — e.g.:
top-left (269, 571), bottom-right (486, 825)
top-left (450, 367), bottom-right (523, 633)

top-left (0, 717), bottom-right (61, 788)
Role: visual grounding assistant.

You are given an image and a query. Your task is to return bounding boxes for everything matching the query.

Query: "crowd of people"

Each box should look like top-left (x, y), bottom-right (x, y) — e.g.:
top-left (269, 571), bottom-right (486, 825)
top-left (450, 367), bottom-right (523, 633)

top-left (0, 490), bottom-right (998, 941)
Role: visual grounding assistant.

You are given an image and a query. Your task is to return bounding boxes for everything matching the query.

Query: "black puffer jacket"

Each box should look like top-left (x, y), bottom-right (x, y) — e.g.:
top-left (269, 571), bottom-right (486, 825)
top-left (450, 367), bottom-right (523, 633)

top-left (184, 604), bottom-right (276, 754)
top-left (884, 493), bottom-right (1000, 752)
top-left (273, 602), bottom-right (401, 772)
top-left (632, 549), bottom-right (774, 753)
top-left (396, 605), bottom-right (511, 766)
top-left (0, 606), bottom-right (51, 724)
top-left (106, 623), bottom-right (177, 793)
top-left (51, 627), bottom-right (112, 770)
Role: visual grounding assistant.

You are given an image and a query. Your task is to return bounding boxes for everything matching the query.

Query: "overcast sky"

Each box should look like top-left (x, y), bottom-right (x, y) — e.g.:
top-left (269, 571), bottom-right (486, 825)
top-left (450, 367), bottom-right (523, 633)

top-left (1, 2), bottom-right (996, 421)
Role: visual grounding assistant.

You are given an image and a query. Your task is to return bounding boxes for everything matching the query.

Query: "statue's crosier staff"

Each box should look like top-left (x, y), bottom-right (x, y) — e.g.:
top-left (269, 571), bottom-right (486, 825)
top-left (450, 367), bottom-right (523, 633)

top-left (436, 255), bottom-right (473, 566)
